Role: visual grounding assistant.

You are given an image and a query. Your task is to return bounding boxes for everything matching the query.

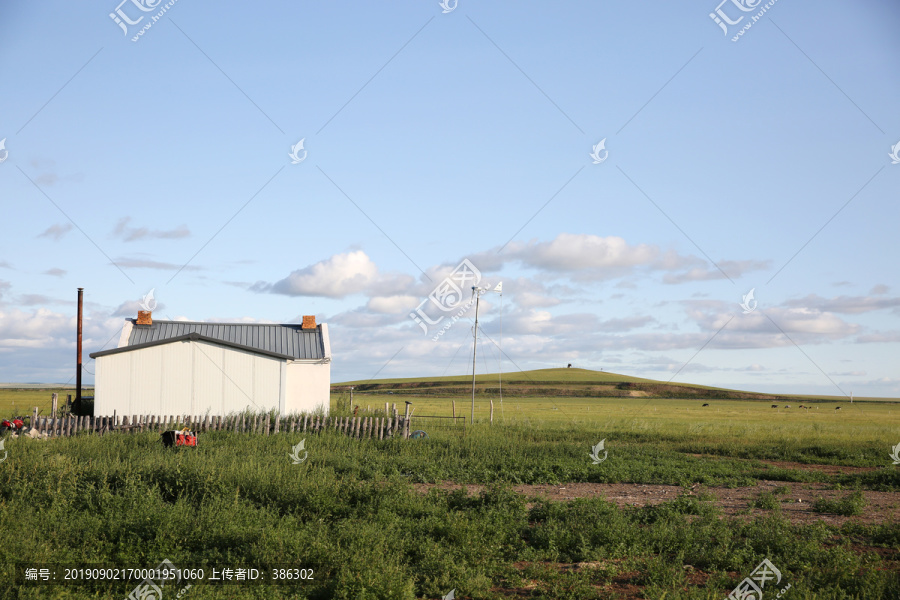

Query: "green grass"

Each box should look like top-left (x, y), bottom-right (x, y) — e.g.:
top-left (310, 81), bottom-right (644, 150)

top-left (0, 384), bottom-right (898, 599)
top-left (335, 367), bottom-right (894, 402)
top-left (0, 387), bottom-right (92, 418)
top-left (338, 367), bottom-right (660, 386)
top-left (812, 490), bottom-right (868, 516)
top-left (349, 393), bottom-right (899, 468)
top-left (1, 427), bottom-right (899, 599)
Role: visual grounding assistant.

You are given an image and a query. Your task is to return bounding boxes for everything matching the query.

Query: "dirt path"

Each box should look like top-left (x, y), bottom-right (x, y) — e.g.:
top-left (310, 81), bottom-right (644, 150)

top-left (414, 479), bottom-right (900, 526)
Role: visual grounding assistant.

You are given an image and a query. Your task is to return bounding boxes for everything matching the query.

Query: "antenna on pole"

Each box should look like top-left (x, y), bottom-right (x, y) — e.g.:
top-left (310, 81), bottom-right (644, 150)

top-left (495, 282), bottom-right (503, 417)
top-left (470, 287), bottom-right (480, 424)
top-left (469, 282), bottom-right (503, 425)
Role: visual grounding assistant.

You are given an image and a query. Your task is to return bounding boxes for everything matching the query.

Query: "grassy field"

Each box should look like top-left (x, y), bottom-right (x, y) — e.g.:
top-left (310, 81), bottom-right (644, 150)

top-left (0, 387), bottom-right (93, 417)
top-left (0, 370), bottom-right (898, 598)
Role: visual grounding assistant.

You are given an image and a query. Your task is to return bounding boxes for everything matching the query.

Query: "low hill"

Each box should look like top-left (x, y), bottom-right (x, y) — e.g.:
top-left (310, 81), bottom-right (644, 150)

top-left (333, 367), bottom-right (867, 402)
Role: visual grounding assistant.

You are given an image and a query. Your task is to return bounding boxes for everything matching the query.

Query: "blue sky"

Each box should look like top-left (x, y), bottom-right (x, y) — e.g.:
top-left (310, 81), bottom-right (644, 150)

top-left (1, 1), bottom-right (898, 396)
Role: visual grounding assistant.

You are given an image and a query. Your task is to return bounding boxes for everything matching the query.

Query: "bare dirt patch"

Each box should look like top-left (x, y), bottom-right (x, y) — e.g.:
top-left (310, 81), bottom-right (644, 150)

top-left (687, 453), bottom-right (880, 476)
top-left (414, 480), bottom-right (900, 527)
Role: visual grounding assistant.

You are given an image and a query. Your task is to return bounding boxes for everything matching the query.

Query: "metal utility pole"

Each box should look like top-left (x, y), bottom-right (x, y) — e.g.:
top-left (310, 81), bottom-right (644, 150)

top-left (76, 287), bottom-right (84, 405)
top-left (470, 287), bottom-right (481, 424)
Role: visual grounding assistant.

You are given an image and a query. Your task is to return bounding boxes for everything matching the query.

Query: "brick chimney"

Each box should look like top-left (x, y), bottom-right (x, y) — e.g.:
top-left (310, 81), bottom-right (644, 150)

top-left (301, 315), bottom-right (316, 330)
top-left (137, 310), bottom-right (152, 325)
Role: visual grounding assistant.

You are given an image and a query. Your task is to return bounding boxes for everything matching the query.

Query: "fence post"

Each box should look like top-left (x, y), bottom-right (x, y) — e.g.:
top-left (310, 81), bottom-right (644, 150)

top-left (403, 403), bottom-right (411, 439)
top-left (490, 399), bottom-right (494, 425)
top-left (51, 393), bottom-right (58, 417)
top-left (32, 406), bottom-right (39, 429)
top-left (264, 414), bottom-right (271, 436)
top-left (274, 414), bottom-right (280, 434)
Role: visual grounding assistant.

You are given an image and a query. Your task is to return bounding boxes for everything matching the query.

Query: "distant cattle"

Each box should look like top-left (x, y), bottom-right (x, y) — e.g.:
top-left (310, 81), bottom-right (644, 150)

top-left (784, 405), bottom-right (791, 408)
top-left (772, 405), bottom-right (778, 408)
top-left (702, 403), bottom-right (709, 407)
top-left (567, 363), bottom-right (572, 368)
top-left (835, 406), bottom-right (842, 410)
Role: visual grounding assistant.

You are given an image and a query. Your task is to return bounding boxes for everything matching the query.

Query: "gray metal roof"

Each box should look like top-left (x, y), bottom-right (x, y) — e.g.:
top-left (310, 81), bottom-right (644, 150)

top-left (124, 320), bottom-right (325, 360)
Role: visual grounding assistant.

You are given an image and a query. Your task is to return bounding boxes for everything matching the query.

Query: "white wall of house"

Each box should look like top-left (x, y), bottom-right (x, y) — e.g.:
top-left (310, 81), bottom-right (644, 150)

top-left (94, 339), bottom-right (288, 416)
top-left (284, 360), bottom-right (331, 414)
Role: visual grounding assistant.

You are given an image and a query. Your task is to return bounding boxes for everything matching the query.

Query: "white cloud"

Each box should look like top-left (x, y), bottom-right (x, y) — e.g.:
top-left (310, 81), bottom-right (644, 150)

top-left (264, 251), bottom-right (378, 298)
top-left (113, 217), bottom-right (190, 242)
top-left (257, 251), bottom-right (416, 299)
top-left (113, 257), bottom-right (201, 271)
top-left (663, 259), bottom-right (771, 284)
top-left (367, 295), bottom-right (419, 314)
top-left (506, 234), bottom-right (658, 276)
top-left (784, 293), bottom-right (900, 314)
top-left (37, 223), bottom-right (73, 241)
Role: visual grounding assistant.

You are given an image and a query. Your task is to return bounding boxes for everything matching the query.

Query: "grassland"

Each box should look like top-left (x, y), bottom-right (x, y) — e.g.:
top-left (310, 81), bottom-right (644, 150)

top-left (0, 387), bottom-right (93, 417)
top-left (0, 369), bottom-right (898, 598)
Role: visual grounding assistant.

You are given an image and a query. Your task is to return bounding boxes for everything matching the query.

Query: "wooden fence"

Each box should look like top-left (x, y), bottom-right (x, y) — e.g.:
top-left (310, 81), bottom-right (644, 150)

top-left (25, 411), bottom-right (411, 440)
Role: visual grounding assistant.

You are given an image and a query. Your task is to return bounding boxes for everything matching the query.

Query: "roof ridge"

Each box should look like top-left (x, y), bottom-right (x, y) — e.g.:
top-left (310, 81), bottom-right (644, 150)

top-left (128, 318), bottom-right (308, 326)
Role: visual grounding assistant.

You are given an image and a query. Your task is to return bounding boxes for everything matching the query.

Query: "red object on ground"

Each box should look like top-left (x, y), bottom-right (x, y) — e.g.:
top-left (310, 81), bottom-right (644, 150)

top-left (1, 418), bottom-right (24, 431)
top-left (161, 429), bottom-right (197, 447)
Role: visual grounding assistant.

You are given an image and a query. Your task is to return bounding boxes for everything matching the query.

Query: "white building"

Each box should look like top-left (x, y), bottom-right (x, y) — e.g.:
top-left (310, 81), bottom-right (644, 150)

top-left (90, 313), bottom-right (331, 417)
